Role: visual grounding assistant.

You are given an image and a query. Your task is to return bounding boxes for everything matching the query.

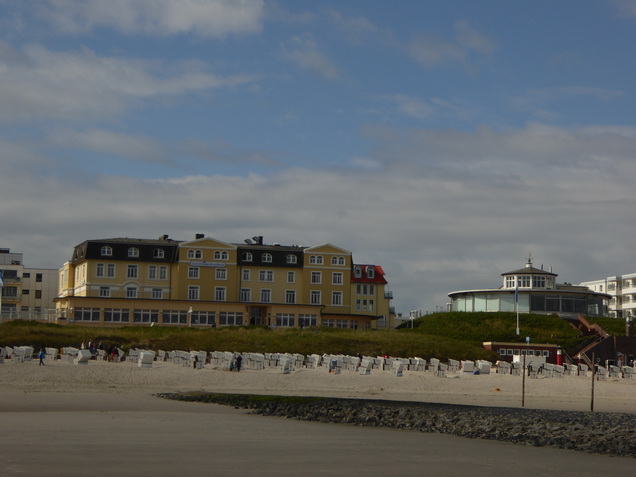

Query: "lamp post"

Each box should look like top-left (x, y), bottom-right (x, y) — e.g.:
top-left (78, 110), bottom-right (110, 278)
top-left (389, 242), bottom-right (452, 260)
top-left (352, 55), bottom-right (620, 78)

top-left (187, 306), bottom-right (193, 328)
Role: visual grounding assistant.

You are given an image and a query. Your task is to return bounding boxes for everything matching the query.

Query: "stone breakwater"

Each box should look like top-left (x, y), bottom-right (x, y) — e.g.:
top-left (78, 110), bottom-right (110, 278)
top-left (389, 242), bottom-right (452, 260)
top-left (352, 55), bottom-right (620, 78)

top-left (158, 393), bottom-right (636, 458)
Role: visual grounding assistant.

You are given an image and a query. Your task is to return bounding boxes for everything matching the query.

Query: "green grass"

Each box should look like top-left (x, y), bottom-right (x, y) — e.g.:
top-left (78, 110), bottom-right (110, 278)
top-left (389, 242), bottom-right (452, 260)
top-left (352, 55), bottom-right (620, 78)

top-left (0, 320), bottom-right (494, 361)
top-left (4, 312), bottom-right (623, 361)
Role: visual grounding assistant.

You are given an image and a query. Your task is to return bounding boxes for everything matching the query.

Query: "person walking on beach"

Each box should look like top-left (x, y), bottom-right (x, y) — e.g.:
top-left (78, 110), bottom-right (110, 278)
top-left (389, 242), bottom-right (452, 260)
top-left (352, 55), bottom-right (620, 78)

top-left (38, 348), bottom-right (45, 366)
top-left (235, 355), bottom-right (242, 372)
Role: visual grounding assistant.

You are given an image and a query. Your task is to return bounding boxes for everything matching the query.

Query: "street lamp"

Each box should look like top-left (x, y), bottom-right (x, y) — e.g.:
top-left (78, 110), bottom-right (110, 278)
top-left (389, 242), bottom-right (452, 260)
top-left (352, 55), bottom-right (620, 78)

top-left (187, 306), bottom-right (193, 328)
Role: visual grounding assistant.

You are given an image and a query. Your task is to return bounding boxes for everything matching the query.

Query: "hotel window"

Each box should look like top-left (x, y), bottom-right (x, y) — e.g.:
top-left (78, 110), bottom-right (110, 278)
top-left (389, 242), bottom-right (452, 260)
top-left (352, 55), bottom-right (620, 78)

top-left (154, 249), bottom-right (164, 258)
top-left (107, 264), bottom-right (116, 277)
top-left (353, 266), bottom-right (362, 278)
top-left (262, 253), bottom-right (272, 263)
top-left (104, 309), bottom-right (129, 323)
top-left (216, 268), bottom-right (227, 280)
top-left (100, 286), bottom-right (110, 298)
top-left (127, 265), bottom-right (138, 279)
top-left (519, 275), bottom-right (530, 287)
top-left (243, 252), bottom-right (253, 262)
top-left (219, 312), bottom-right (243, 326)
top-left (242, 269), bottom-right (251, 281)
top-left (101, 246), bottom-right (112, 256)
top-left (505, 276), bottom-right (515, 288)
top-left (240, 288), bottom-right (251, 302)
top-left (332, 272), bottom-right (343, 285)
top-left (276, 313), bottom-right (295, 327)
top-left (336, 320), bottom-right (348, 329)
top-left (287, 254), bottom-right (297, 264)
top-left (133, 309), bottom-right (159, 324)
top-left (299, 314), bottom-right (317, 327)
top-left (126, 287), bottom-right (137, 298)
top-left (192, 311), bottom-right (216, 326)
top-left (163, 310), bottom-right (187, 324)
top-left (311, 271), bottom-right (321, 284)
top-left (323, 319), bottom-right (334, 328)
top-left (287, 271), bottom-right (295, 283)
top-left (188, 286), bottom-right (199, 300)
top-left (187, 250), bottom-right (195, 259)
top-left (96, 263), bottom-right (104, 277)
top-left (259, 270), bottom-right (274, 282)
top-left (128, 247), bottom-right (139, 258)
top-left (188, 267), bottom-right (199, 279)
top-left (331, 256), bottom-right (339, 265)
top-left (285, 290), bottom-right (296, 304)
top-left (148, 265), bottom-right (157, 279)
top-left (356, 299), bottom-right (361, 310)
top-left (260, 289), bottom-right (271, 303)
top-left (310, 290), bottom-right (321, 304)
top-left (309, 255), bottom-right (323, 265)
top-left (152, 288), bottom-right (163, 299)
top-left (215, 287), bottom-right (226, 301)
top-left (159, 266), bottom-right (167, 280)
top-left (366, 266), bottom-right (375, 279)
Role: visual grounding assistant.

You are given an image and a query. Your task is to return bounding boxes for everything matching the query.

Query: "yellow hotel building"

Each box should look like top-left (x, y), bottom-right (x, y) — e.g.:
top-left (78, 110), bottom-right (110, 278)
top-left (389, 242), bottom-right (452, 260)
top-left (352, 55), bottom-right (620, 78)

top-left (55, 235), bottom-right (395, 329)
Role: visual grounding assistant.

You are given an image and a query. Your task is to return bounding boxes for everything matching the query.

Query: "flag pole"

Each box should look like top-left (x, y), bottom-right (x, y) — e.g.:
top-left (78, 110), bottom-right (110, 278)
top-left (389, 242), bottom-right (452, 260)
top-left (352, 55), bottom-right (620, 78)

top-left (515, 285), bottom-right (520, 335)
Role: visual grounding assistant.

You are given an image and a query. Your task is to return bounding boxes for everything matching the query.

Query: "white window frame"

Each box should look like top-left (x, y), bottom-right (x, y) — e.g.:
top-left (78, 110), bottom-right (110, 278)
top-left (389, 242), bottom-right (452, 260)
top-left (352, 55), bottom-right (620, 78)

top-left (242, 269), bottom-right (251, 281)
top-left (128, 247), bottom-right (139, 258)
top-left (287, 271), bottom-right (295, 283)
top-left (188, 267), bottom-right (200, 279)
top-left (101, 246), bottom-right (112, 256)
top-left (188, 286), bottom-right (200, 300)
top-left (332, 291), bottom-right (343, 306)
top-left (285, 289), bottom-right (296, 304)
top-left (240, 288), bottom-right (251, 302)
top-left (126, 286), bottom-right (138, 298)
top-left (310, 290), bottom-right (321, 305)
top-left (154, 249), bottom-right (164, 259)
top-left (148, 265), bottom-right (157, 280)
top-left (216, 268), bottom-right (227, 280)
top-left (287, 254), bottom-right (297, 264)
top-left (262, 253), bottom-right (272, 263)
top-left (96, 263), bottom-right (104, 278)
top-left (260, 289), bottom-right (272, 303)
top-left (215, 287), bottom-right (226, 301)
top-left (107, 264), bottom-right (116, 278)
top-left (152, 288), bottom-right (163, 299)
top-left (127, 264), bottom-right (138, 279)
top-left (332, 272), bottom-right (343, 285)
top-left (311, 271), bottom-right (321, 284)
top-left (259, 270), bottom-right (274, 282)
top-left (159, 266), bottom-right (167, 280)
top-left (99, 286), bottom-right (110, 297)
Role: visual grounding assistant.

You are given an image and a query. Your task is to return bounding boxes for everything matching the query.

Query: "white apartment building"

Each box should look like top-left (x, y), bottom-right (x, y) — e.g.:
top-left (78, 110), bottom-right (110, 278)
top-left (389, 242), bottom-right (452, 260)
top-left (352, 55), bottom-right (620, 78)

top-left (0, 248), bottom-right (58, 320)
top-left (579, 274), bottom-right (636, 318)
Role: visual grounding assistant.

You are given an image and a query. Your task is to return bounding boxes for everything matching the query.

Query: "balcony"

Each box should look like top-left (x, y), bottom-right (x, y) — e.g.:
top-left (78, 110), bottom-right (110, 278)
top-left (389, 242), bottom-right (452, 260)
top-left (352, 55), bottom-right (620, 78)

top-left (384, 290), bottom-right (393, 300)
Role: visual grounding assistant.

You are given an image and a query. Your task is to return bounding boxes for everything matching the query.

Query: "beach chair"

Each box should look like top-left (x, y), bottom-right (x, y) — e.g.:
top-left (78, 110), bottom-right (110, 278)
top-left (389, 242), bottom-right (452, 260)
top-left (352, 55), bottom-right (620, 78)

top-left (511, 361), bottom-right (522, 376)
top-left (436, 363), bottom-right (448, 378)
top-left (528, 362), bottom-right (541, 379)
top-left (496, 361), bottom-right (511, 375)
top-left (596, 366), bottom-right (607, 381)
top-left (392, 361), bottom-right (404, 377)
top-left (476, 360), bottom-right (492, 375)
top-left (578, 364), bottom-right (588, 377)
top-left (553, 365), bottom-right (565, 378)
top-left (461, 360), bottom-right (474, 373)
top-left (359, 358), bottom-right (372, 375)
top-left (447, 359), bottom-right (460, 373)
top-left (622, 366), bottom-right (635, 380)
top-left (609, 365), bottom-right (621, 378)
top-left (564, 363), bottom-right (577, 376)
top-left (427, 358), bottom-right (440, 374)
top-left (45, 347), bottom-right (58, 361)
top-left (138, 351), bottom-right (155, 368)
top-left (542, 363), bottom-right (554, 378)
top-left (74, 349), bottom-right (91, 365)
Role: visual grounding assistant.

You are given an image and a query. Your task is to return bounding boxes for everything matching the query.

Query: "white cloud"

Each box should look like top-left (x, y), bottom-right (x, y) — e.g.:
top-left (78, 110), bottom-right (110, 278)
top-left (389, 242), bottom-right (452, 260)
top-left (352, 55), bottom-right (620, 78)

top-left (0, 43), bottom-right (255, 122)
top-left (408, 20), bottom-right (495, 68)
top-left (31, 0), bottom-right (265, 37)
top-left (2, 122), bottom-right (636, 313)
top-left (284, 36), bottom-right (340, 80)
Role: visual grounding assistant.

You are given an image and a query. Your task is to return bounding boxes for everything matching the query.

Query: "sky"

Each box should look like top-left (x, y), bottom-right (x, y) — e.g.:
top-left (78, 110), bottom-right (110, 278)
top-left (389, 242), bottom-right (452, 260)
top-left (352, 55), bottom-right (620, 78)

top-left (2, 0), bottom-right (636, 316)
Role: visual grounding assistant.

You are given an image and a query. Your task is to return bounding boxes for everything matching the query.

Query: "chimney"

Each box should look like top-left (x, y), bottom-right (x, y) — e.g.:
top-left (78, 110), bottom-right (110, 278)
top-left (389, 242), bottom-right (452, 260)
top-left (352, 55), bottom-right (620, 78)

top-left (195, 233), bottom-right (205, 239)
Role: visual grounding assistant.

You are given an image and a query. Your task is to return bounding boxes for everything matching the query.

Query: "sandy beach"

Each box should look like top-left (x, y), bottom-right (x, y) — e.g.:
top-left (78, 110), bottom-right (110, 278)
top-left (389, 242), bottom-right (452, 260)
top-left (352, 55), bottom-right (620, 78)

top-left (1, 359), bottom-right (635, 475)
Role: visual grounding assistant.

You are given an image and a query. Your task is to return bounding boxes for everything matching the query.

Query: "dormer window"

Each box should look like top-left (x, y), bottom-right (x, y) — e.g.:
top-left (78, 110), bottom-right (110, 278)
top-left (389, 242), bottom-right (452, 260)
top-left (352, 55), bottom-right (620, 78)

top-left (101, 246), bottom-right (112, 256)
top-left (154, 249), bottom-right (165, 259)
top-left (366, 266), bottom-right (375, 279)
top-left (213, 251), bottom-right (228, 260)
top-left (262, 253), bottom-right (272, 263)
top-left (287, 254), bottom-right (297, 264)
top-left (243, 252), bottom-right (253, 262)
top-left (128, 247), bottom-right (139, 258)
top-left (354, 266), bottom-right (362, 278)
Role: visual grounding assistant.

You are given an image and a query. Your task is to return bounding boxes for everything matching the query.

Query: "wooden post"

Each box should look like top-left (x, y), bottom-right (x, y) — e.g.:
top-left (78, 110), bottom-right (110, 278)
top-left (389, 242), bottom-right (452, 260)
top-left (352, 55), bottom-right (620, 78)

top-left (522, 353), bottom-right (526, 408)
top-left (590, 352), bottom-right (595, 413)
